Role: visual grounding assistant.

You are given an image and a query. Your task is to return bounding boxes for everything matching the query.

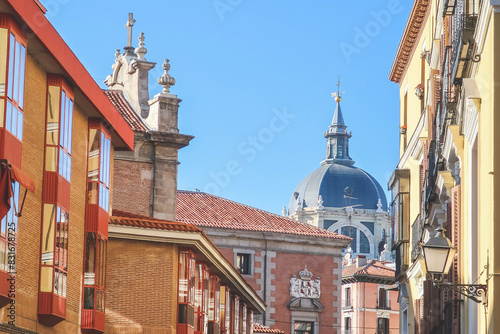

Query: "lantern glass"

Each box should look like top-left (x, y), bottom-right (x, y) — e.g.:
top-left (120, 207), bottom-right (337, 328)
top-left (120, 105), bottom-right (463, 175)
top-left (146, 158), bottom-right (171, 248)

top-left (423, 246), bottom-right (450, 274)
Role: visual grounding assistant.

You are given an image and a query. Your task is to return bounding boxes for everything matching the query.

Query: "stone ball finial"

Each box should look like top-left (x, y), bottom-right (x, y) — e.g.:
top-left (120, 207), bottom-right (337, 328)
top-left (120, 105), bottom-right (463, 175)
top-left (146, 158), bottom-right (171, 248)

top-left (158, 59), bottom-right (176, 94)
top-left (135, 32), bottom-right (147, 60)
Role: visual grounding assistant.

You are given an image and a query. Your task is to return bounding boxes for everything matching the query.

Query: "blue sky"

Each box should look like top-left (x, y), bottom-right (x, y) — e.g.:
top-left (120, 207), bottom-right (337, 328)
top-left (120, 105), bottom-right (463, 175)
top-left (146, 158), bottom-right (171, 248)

top-left (42, 0), bottom-right (410, 215)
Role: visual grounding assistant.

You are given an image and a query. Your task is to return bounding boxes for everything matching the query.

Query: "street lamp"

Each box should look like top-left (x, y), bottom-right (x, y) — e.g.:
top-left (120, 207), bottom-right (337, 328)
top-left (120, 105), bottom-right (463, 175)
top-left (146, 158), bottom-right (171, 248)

top-left (422, 228), bottom-right (488, 305)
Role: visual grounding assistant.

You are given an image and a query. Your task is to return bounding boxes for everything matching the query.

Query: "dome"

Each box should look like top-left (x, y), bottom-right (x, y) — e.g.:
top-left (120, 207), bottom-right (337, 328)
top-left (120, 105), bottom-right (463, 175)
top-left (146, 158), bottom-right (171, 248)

top-left (288, 163), bottom-right (388, 213)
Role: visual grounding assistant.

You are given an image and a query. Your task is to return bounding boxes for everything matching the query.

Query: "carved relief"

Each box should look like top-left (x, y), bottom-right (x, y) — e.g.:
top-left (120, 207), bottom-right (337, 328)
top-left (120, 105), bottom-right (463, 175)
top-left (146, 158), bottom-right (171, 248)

top-left (290, 267), bottom-right (321, 299)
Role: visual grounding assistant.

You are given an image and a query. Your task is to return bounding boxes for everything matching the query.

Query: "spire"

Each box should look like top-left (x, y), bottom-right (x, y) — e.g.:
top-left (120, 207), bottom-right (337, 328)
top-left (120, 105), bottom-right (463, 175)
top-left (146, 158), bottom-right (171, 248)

top-left (124, 13), bottom-right (136, 56)
top-left (321, 76), bottom-right (355, 166)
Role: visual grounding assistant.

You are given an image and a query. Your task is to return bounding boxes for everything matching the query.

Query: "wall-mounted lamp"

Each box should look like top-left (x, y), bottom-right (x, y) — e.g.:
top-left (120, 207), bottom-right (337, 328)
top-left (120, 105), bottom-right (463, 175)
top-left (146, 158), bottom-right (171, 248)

top-left (422, 228), bottom-right (488, 305)
top-left (415, 84), bottom-right (424, 99)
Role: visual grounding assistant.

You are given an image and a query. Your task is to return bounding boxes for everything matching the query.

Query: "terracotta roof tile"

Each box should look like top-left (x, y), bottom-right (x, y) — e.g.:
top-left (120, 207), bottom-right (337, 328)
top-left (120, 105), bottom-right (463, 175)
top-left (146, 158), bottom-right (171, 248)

top-left (110, 209), bottom-right (201, 233)
top-left (342, 260), bottom-right (395, 278)
top-left (176, 191), bottom-right (351, 240)
top-left (253, 324), bottom-right (285, 334)
top-left (103, 90), bottom-right (149, 132)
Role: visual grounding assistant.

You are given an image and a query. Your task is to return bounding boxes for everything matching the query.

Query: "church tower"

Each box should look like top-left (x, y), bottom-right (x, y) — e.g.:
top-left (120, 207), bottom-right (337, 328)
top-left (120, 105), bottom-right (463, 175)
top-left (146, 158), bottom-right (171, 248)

top-left (105, 13), bottom-right (193, 221)
top-left (288, 79), bottom-right (391, 260)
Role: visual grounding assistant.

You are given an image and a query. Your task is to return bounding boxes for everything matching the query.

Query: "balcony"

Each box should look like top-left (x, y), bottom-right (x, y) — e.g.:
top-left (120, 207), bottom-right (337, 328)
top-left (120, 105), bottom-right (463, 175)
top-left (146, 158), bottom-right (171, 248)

top-left (450, 13), bottom-right (478, 83)
top-left (411, 215), bottom-right (423, 262)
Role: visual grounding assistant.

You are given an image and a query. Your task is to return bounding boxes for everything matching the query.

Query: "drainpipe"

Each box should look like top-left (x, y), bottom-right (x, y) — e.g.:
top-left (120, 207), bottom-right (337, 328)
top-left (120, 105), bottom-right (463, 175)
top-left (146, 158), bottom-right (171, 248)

top-left (150, 141), bottom-right (156, 217)
top-left (261, 231), bottom-right (268, 326)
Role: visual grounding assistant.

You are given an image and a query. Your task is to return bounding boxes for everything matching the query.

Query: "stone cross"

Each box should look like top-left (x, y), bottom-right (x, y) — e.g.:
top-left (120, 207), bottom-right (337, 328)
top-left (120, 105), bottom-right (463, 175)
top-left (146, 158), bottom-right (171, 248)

top-left (125, 13), bottom-right (136, 48)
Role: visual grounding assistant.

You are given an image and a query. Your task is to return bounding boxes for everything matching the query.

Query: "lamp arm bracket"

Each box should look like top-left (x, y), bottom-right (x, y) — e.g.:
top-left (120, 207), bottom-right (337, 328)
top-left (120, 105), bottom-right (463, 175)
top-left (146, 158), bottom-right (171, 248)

top-left (434, 282), bottom-right (487, 305)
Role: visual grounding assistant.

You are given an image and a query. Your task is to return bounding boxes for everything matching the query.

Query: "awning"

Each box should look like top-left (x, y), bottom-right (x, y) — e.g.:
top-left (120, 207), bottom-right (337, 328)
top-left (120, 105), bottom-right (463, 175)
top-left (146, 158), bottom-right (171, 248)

top-left (0, 161), bottom-right (35, 220)
top-left (10, 164), bottom-right (35, 193)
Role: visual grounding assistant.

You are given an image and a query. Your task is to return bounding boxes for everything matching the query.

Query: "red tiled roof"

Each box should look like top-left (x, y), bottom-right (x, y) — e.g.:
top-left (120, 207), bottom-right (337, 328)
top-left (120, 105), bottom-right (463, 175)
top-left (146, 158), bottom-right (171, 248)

top-left (342, 260), bottom-right (395, 278)
top-left (253, 324), bottom-right (285, 334)
top-left (110, 210), bottom-right (201, 233)
top-left (103, 90), bottom-right (149, 132)
top-left (176, 191), bottom-right (351, 240)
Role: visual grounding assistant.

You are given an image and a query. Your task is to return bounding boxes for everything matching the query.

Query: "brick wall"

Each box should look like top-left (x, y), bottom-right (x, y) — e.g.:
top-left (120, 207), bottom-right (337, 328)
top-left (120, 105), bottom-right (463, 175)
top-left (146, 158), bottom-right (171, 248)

top-left (112, 159), bottom-right (153, 217)
top-left (106, 238), bottom-right (178, 334)
top-left (0, 51), bottom-right (96, 333)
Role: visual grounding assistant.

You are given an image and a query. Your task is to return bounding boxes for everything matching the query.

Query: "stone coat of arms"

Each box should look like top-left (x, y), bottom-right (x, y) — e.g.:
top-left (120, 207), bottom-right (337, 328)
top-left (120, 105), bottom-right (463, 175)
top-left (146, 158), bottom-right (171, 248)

top-left (290, 266), bottom-right (321, 299)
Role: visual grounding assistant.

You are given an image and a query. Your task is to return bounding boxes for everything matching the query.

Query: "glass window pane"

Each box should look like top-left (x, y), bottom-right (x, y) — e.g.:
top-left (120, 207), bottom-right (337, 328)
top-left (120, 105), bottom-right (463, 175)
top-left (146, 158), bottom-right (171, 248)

top-left (17, 110), bottom-right (22, 141)
top-left (5, 101), bottom-right (11, 133)
top-left (46, 86), bottom-right (60, 145)
top-left (0, 29), bottom-right (8, 96)
top-left (342, 226), bottom-right (358, 253)
top-left (85, 233), bottom-right (96, 285)
top-left (68, 100), bottom-right (73, 154)
top-left (360, 231), bottom-right (370, 253)
top-left (18, 45), bottom-right (25, 109)
top-left (10, 102), bottom-right (16, 137)
top-left (45, 146), bottom-right (58, 172)
top-left (7, 34), bottom-right (14, 100)
top-left (12, 41), bottom-right (20, 103)
top-left (41, 204), bottom-right (55, 265)
top-left (99, 132), bottom-right (104, 183)
top-left (60, 90), bottom-right (65, 148)
top-left (83, 287), bottom-right (95, 310)
top-left (40, 266), bottom-right (53, 292)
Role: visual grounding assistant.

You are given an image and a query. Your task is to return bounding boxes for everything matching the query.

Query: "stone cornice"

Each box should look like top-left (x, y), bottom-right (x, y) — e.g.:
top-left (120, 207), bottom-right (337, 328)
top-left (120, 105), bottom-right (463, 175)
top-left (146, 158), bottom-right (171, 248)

top-left (389, 0), bottom-right (430, 84)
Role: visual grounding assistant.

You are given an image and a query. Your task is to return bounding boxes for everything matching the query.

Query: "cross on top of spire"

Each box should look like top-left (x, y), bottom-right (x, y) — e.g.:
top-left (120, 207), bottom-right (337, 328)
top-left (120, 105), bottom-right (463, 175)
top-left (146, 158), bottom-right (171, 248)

top-left (331, 75), bottom-right (345, 103)
top-left (125, 13), bottom-right (136, 48)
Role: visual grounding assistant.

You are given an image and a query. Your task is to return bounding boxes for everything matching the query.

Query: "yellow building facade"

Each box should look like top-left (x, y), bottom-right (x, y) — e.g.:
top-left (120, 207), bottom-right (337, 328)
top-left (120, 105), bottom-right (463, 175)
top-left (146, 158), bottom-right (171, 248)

top-left (389, 0), bottom-right (500, 332)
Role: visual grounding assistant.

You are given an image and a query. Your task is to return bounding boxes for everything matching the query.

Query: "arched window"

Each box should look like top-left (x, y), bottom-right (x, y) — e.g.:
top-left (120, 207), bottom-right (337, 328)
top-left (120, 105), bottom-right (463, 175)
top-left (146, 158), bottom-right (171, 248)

top-left (338, 226), bottom-right (371, 254)
top-left (359, 230), bottom-right (370, 253)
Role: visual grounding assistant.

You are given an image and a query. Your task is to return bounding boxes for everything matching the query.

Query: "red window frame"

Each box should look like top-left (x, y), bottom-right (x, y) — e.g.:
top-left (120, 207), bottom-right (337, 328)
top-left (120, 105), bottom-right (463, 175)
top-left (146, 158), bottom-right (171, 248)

top-left (220, 285), bottom-right (231, 334)
top-left (178, 248), bottom-right (196, 334)
top-left (208, 274), bottom-right (221, 334)
top-left (0, 15), bottom-right (27, 168)
top-left (81, 120), bottom-right (111, 334)
top-left (38, 75), bottom-right (74, 326)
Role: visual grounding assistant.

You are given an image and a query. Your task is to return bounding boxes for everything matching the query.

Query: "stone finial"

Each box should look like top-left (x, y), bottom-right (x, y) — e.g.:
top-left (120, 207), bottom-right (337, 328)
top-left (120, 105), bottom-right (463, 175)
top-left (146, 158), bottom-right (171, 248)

top-left (379, 243), bottom-right (392, 262)
top-left (296, 196), bottom-right (302, 211)
top-left (376, 198), bottom-right (384, 213)
top-left (158, 59), bottom-right (176, 94)
top-left (115, 49), bottom-right (121, 60)
top-left (318, 195), bottom-right (324, 209)
top-left (282, 206), bottom-right (287, 216)
top-left (135, 32), bottom-right (147, 60)
top-left (344, 245), bottom-right (353, 265)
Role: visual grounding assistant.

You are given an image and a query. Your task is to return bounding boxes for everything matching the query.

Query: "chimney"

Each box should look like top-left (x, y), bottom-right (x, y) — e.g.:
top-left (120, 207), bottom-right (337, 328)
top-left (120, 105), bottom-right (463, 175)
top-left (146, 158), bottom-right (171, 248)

top-left (356, 255), bottom-right (367, 268)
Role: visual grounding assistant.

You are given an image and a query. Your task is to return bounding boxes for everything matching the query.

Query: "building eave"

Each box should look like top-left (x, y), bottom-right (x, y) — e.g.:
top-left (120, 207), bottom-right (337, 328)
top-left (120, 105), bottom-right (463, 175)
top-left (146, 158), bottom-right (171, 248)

top-left (389, 0), bottom-right (431, 84)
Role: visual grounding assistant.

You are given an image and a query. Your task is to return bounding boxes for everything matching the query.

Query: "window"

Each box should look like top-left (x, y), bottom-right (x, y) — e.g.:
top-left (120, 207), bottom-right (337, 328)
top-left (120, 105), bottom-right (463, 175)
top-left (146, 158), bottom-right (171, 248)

top-left (341, 226), bottom-right (371, 254)
top-left (236, 253), bottom-right (251, 275)
top-left (208, 275), bottom-right (221, 334)
top-left (378, 288), bottom-right (389, 309)
top-left (361, 222), bottom-right (374, 235)
top-left (194, 263), bottom-right (209, 334)
top-left (83, 233), bottom-right (106, 312)
top-left (294, 321), bottom-right (313, 334)
top-left (344, 287), bottom-right (351, 307)
top-left (45, 79), bottom-right (74, 181)
top-left (40, 204), bottom-right (68, 297)
top-left (323, 220), bottom-right (337, 230)
top-left (232, 294), bottom-right (239, 334)
top-left (178, 249), bottom-right (196, 331)
top-left (81, 122), bottom-right (112, 333)
top-left (0, 16), bottom-right (27, 168)
top-left (377, 317), bottom-right (389, 334)
top-left (344, 317), bottom-right (351, 334)
top-left (0, 21), bottom-right (26, 141)
top-left (220, 285), bottom-right (231, 334)
top-left (87, 127), bottom-right (111, 213)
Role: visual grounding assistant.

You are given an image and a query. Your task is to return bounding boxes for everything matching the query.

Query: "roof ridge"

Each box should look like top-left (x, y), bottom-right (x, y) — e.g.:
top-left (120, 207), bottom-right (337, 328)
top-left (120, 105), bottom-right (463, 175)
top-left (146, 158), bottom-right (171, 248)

top-left (177, 190), bottom-right (339, 233)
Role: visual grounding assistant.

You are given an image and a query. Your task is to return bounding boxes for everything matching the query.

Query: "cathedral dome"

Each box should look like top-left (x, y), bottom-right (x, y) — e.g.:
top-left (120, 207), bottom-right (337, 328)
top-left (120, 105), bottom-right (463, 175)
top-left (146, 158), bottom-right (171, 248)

top-left (288, 79), bottom-right (387, 214)
top-left (288, 163), bottom-right (388, 213)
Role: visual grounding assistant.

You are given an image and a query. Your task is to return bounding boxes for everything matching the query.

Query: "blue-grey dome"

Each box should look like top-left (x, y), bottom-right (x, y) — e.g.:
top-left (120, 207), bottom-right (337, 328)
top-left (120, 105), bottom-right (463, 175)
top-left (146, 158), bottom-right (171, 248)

top-left (288, 163), bottom-right (387, 212)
